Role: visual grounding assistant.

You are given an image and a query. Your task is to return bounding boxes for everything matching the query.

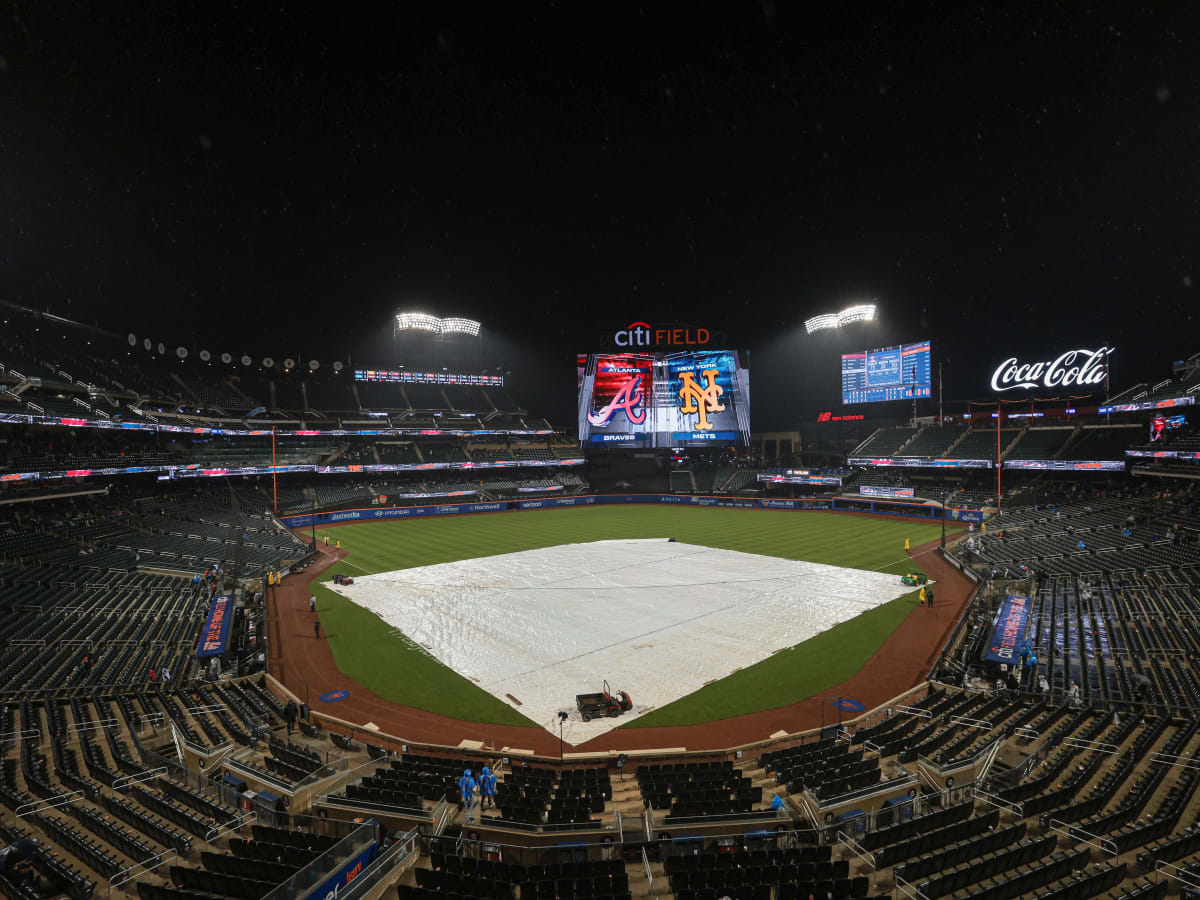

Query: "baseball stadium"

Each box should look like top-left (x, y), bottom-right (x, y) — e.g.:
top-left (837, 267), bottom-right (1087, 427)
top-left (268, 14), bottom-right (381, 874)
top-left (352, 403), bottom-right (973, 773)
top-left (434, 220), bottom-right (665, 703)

top-left (3, 6), bottom-right (1200, 900)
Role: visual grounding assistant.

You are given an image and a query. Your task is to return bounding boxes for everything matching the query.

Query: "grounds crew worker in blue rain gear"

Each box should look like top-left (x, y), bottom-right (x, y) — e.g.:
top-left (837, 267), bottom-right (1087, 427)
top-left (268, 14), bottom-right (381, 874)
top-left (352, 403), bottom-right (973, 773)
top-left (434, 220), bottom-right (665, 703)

top-left (770, 794), bottom-right (786, 812)
top-left (458, 770), bottom-right (478, 809)
top-left (479, 766), bottom-right (498, 809)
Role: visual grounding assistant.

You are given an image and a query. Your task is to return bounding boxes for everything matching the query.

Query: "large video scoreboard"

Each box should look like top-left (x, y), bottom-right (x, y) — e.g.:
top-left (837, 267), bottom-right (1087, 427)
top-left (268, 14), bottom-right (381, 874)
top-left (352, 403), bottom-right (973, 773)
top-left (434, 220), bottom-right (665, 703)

top-left (577, 350), bottom-right (751, 448)
top-left (841, 340), bottom-right (932, 404)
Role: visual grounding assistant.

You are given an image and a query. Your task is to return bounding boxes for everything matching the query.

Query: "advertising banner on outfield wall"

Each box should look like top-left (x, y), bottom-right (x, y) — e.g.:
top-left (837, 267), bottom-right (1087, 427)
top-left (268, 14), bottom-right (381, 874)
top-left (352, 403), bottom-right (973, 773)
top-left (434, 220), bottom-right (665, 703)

top-left (0, 456), bottom-right (584, 484)
top-left (278, 493), bottom-right (968, 527)
top-left (982, 595), bottom-right (1031, 664)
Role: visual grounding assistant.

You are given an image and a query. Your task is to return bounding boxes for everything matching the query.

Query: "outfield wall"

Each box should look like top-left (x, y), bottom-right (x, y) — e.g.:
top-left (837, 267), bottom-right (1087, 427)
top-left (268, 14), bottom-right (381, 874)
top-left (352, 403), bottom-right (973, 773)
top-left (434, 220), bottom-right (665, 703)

top-left (278, 493), bottom-right (987, 527)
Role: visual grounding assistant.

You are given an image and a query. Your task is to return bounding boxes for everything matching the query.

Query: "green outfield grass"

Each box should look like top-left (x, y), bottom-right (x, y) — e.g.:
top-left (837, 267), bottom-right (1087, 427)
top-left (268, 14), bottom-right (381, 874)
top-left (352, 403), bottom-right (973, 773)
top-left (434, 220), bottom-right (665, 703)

top-left (306, 506), bottom-right (950, 729)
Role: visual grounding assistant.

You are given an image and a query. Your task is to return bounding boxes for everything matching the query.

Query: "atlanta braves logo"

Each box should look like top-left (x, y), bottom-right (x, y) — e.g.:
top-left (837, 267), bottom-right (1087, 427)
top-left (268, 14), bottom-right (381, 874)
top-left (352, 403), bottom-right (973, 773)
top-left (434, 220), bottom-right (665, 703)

top-left (678, 369), bottom-right (724, 430)
top-left (588, 374), bottom-right (646, 425)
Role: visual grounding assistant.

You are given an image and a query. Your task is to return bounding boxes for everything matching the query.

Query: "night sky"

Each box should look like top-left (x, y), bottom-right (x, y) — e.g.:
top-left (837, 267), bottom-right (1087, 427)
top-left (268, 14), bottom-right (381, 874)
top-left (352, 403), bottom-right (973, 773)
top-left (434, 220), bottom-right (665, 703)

top-left (2, 4), bottom-right (1197, 428)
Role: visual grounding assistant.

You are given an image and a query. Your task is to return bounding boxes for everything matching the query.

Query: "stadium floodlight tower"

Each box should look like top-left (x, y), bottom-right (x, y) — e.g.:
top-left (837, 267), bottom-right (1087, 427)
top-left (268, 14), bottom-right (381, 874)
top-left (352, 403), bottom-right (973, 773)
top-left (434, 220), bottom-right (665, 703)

top-left (803, 303), bottom-right (876, 334)
top-left (393, 311), bottom-right (482, 369)
top-left (803, 302), bottom-right (878, 415)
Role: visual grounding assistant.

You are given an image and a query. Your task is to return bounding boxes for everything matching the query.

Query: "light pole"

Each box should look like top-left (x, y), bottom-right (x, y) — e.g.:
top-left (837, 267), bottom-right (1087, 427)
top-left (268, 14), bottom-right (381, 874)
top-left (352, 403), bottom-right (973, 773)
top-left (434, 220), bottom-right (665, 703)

top-left (557, 711), bottom-right (569, 769)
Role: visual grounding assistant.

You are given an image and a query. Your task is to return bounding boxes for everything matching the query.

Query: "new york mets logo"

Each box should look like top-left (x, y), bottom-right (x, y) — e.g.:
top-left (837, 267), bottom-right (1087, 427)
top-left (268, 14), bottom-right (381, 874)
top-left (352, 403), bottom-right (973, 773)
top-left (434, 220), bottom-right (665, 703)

top-left (678, 369), bottom-right (725, 430)
top-left (588, 375), bottom-right (646, 425)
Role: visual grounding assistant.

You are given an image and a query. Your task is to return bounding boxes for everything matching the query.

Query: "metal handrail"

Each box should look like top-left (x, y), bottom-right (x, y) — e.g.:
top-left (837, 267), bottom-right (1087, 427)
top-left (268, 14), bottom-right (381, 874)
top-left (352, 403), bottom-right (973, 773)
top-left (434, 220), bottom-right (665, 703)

top-left (948, 715), bottom-right (993, 731)
top-left (895, 873), bottom-right (931, 900)
top-left (16, 790), bottom-right (82, 818)
top-left (186, 703), bottom-right (228, 715)
top-left (108, 849), bottom-right (177, 892)
top-left (1048, 818), bottom-right (1117, 857)
top-left (1061, 736), bottom-right (1118, 753)
top-left (315, 794), bottom-right (433, 821)
top-left (1148, 750), bottom-right (1200, 770)
top-left (0, 728), bottom-right (40, 742)
top-left (894, 705), bottom-right (932, 719)
top-left (836, 831), bottom-right (876, 876)
top-left (812, 771), bottom-right (919, 810)
top-left (113, 767), bottom-right (167, 791)
top-left (67, 717), bottom-right (119, 734)
top-left (1156, 860), bottom-right (1200, 891)
top-left (795, 790), bottom-right (820, 829)
top-left (336, 829), bottom-right (419, 900)
top-left (974, 788), bottom-right (1024, 817)
top-left (204, 810), bottom-right (256, 844)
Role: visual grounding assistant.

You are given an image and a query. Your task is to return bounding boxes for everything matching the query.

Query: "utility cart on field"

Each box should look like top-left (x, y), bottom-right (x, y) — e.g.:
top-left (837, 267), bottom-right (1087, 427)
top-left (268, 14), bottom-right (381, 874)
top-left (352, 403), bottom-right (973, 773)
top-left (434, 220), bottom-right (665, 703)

top-left (576, 680), bottom-right (632, 722)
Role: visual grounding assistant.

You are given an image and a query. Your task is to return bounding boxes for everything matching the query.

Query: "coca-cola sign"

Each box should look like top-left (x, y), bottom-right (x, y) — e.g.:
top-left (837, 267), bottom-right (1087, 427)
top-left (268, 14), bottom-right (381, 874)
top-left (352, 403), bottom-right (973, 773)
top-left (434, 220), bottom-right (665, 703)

top-left (990, 347), bottom-right (1113, 393)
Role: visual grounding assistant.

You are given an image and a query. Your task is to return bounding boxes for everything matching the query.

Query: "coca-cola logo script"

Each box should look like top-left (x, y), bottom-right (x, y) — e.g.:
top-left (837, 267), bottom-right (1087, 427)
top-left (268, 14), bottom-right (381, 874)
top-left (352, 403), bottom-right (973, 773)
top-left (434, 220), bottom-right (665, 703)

top-left (990, 347), bottom-right (1113, 392)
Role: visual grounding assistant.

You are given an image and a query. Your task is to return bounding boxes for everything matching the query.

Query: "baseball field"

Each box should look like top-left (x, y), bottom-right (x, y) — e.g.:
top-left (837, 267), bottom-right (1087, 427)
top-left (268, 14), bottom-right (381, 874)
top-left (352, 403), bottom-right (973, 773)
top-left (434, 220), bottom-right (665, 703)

top-left (305, 506), bottom-right (948, 730)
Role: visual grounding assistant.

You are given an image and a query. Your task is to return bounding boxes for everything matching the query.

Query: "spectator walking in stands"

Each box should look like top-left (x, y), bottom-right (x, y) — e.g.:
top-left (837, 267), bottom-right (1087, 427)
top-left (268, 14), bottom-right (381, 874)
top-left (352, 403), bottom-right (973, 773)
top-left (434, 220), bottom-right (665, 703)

top-left (149, 668), bottom-right (157, 683)
top-left (314, 619), bottom-right (321, 639)
top-left (1038, 674), bottom-right (1049, 694)
top-left (479, 766), bottom-right (497, 809)
top-left (284, 700), bottom-right (298, 735)
top-left (309, 594), bottom-right (316, 613)
top-left (1067, 682), bottom-right (1081, 706)
top-left (458, 770), bottom-right (478, 810)
top-left (160, 665), bottom-right (171, 683)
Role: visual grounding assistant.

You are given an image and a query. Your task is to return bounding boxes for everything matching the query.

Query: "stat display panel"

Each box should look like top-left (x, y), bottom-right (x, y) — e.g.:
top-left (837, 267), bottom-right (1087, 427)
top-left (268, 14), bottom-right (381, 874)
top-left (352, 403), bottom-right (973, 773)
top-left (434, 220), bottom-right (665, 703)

top-left (841, 340), bottom-right (932, 404)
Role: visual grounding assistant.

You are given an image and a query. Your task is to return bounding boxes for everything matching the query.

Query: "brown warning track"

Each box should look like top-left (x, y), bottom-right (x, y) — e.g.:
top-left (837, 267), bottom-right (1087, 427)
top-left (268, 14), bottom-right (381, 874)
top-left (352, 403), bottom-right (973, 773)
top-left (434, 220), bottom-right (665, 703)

top-left (268, 527), bottom-right (973, 754)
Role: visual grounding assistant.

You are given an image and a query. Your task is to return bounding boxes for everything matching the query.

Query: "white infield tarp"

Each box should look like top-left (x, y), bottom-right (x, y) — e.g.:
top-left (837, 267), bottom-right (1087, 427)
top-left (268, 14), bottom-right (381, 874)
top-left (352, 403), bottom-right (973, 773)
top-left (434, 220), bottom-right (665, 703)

top-left (330, 540), bottom-right (917, 743)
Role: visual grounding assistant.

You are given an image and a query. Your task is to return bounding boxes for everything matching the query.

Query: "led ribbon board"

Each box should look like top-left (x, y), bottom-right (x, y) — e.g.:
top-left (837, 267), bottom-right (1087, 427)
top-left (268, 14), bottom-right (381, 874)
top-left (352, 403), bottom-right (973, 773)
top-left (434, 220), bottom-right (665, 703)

top-left (859, 485), bottom-right (915, 498)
